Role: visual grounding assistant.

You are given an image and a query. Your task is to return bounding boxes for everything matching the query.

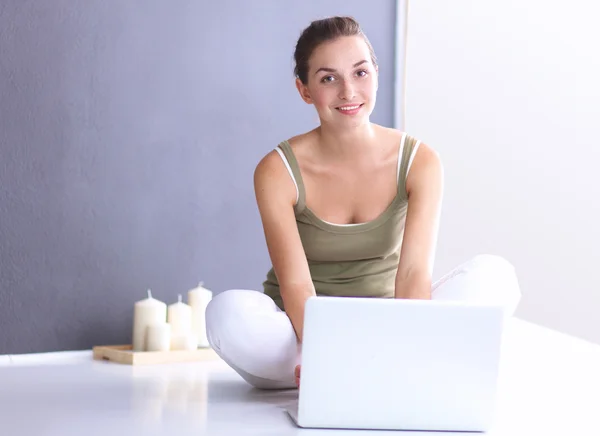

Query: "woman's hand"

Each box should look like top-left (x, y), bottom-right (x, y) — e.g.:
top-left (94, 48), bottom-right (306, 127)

top-left (295, 364), bottom-right (301, 388)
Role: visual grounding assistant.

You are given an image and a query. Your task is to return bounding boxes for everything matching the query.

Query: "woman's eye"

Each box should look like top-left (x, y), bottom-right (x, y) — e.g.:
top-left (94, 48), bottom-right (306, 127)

top-left (321, 75), bottom-right (335, 83)
top-left (357, 70), bottom-right (368, 77)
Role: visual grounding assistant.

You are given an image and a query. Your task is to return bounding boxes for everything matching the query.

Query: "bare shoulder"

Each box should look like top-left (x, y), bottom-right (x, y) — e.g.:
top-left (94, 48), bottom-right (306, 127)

top-left (254, 147), bottom-right (284, 180)
top-left (255, 130), bottom-right (316, 170)
top-left (375, 125), bottom-right (441, 168)
top-left (253, 148), bottom-right (294, 205)
top-left (411, 138), bottom-right (442, 177)
top-left (406, 136), bottom-right (443, 194)
top-left (371, 124), bottom-right (442, 190)
top-left (253, 131), bottom-right (316, 205)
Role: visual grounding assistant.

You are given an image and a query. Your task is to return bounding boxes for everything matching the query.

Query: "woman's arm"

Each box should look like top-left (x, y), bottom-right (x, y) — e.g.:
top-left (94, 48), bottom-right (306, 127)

top-left (254, 150), bottom-right (315, 342)
top-left (394, 142), bottom-right (444, 299)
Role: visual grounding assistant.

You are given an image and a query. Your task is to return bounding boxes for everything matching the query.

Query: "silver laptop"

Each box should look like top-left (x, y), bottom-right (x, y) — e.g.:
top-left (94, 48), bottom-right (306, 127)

top-left (286, 296), bottom-right (506, 432)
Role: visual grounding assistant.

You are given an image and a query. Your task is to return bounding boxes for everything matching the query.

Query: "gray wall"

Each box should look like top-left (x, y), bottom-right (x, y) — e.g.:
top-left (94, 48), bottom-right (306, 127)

top-left (0, 0), bottom-right (397, 354)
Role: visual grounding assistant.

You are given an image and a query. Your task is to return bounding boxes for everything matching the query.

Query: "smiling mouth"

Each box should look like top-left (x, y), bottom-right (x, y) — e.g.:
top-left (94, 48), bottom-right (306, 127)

top-left (336, 104), bottom-right (364, 114)
top-left (336, 104), bottom-right (363, 111)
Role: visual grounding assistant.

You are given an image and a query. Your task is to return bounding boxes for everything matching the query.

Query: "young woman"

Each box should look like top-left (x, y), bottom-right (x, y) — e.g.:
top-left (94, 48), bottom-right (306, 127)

top-left (205, 16), bottom-right (521, 390)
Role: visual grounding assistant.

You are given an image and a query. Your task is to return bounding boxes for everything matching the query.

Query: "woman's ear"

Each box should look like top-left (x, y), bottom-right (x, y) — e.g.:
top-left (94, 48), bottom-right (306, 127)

top-left (295, 78), bottom-right (313, 104)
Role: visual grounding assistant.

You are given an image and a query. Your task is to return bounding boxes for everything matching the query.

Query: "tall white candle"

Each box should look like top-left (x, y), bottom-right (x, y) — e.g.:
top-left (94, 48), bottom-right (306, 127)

top-left (188, 282), bottom-right (213, 348)
top-left (167, 294), bottom-right (192, 337)
top-left (132, 289), bottom-right (167, 351)
top-left (146, 322), bottom-right (171, 352)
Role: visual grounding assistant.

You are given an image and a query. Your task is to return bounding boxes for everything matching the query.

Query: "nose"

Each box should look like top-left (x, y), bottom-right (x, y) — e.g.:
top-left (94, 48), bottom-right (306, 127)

top-left (338, 80), bottom-right (356, 101)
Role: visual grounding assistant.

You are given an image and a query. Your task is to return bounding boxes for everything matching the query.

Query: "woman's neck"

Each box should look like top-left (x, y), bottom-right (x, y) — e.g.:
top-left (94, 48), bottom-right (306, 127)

top-left (315, 121), bottom-right (378, 161)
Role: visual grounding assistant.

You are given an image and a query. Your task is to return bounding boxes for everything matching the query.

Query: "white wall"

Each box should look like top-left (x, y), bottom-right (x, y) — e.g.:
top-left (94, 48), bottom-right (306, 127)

top-left (403, 0), bottom-right (600, 343)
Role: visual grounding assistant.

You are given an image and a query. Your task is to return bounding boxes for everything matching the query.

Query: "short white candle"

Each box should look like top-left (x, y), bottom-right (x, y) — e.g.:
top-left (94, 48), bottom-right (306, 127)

top-left (167, 294), bottom-right (192, 337)
top-left (170, 333), bottom-right (198, 351)
top-left (146, 322), bottom-right (171, 352)
top-left (132, 289), bottom-right (167, 351)
top-left (188, 281), bottom-right (213, 348)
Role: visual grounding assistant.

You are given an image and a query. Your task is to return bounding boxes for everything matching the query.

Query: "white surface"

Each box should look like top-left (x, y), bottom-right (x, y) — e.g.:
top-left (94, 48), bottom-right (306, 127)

top-left (1, 318), bottom-right (599, 435)
top-left (297, 297), bottom-right (505, 431)
top-left (403, 0), bottom-right (600, 344)
top-left (7, 350), bottom-right (91, 366)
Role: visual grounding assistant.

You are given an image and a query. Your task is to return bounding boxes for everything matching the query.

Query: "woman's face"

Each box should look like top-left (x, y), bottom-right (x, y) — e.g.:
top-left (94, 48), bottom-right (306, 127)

top-left (297, 36), bottom-right (378, 128)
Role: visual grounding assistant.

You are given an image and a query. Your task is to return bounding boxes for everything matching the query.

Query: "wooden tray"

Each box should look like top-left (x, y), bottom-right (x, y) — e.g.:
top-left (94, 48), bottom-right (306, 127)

top-left (92, 345), bottom-right (220, 365)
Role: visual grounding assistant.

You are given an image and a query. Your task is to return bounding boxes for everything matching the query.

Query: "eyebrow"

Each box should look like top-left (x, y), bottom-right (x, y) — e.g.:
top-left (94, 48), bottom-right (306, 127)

top-left (314, 60), bottom-right (369, 75)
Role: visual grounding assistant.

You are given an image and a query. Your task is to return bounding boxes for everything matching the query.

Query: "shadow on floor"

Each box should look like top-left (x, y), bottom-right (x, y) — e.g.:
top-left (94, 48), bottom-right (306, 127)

top-left (241, 386), bottom-right (299, 405)
top-left (207, 377), bottom-right (298, 406)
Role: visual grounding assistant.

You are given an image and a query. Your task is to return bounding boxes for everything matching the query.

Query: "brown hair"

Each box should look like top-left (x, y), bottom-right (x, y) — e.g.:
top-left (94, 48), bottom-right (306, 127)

top-left (293, 16), bottom-right (378, 85)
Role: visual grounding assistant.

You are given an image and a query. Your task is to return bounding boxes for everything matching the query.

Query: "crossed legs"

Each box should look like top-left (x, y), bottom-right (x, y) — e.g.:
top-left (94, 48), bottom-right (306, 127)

top-left (205, 254), bottom-right (521, 389)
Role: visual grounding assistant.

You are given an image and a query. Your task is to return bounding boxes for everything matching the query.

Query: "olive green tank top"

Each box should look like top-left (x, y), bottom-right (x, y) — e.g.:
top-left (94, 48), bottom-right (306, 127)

top-left (262, 133), bottom-right (421, 310)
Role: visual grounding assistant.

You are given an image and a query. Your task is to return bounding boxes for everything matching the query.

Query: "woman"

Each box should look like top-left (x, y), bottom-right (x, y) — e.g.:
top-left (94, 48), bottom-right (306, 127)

top-left (205, 16), bottom-right (521, 390)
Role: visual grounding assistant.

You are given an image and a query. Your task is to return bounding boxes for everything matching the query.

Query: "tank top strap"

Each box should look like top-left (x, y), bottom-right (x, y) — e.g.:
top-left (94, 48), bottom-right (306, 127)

top-left (276, 140), bottom-right (307, 213)
top-left (396, 133), bottom-right (422, 200)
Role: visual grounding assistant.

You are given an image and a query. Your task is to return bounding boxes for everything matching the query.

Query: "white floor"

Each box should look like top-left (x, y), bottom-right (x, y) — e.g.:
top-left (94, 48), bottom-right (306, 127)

top-left (1, 318), bottom-right (600, 436)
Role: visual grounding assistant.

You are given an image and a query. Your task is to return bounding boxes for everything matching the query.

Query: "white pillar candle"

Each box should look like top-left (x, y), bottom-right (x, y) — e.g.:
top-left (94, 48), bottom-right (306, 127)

top-left (167, 294), bottom-right (192, 337)
top-left (132, 289), bottom-right (167, 351)
top-left (146, 322), bottom-right (171, 352)
top-left (188, 281), bottom-right (213, 348)
top-left (170, 333), bottom-right (198, 351)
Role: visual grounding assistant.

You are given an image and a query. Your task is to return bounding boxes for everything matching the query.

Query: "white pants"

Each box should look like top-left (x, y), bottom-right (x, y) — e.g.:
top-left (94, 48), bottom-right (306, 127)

top-left (205, 254), bottom-right (521, 390)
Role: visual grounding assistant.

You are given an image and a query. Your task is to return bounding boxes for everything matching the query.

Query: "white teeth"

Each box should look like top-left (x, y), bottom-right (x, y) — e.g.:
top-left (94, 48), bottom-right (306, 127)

top-left (338, 105), bottom-right (360, 111)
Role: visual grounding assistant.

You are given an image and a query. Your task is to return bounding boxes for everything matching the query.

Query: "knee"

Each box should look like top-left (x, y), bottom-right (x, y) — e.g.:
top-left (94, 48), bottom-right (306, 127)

top-left (205, 289), bottom-right (287, 353)
top-left (205, 289), bottom-right (297, 381)
top-left (466, 254), bottom-right (516, 274)
top-left (206, 289), bottom-right (248, 324)
top-left (206, 289), bottom-right (271, 349)
top-left (470, 254), bottom-right (522, 315)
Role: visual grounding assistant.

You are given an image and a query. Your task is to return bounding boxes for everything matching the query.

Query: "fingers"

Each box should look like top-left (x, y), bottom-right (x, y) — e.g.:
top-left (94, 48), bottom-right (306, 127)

top-left (295, 364), bottom-right (301, 388)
